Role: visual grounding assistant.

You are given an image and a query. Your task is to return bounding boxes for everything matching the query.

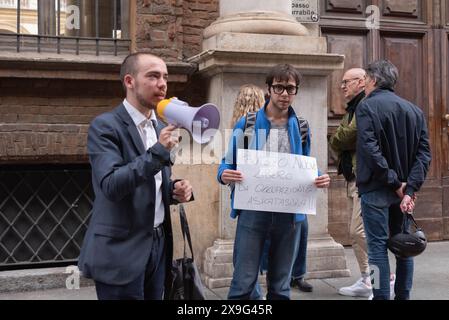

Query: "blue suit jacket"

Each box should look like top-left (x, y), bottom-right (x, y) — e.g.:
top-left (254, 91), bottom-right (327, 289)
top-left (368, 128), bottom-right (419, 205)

top-left (78, 103), bottom-right (179, 286)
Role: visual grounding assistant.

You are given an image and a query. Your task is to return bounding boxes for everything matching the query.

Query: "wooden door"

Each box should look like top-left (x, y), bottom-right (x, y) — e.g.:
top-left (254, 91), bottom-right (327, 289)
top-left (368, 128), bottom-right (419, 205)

top-left (442, 0), bottom-right (449, 239)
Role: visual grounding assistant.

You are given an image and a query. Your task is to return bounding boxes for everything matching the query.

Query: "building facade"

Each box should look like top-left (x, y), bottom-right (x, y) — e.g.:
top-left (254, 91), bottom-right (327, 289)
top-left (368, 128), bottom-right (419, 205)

top-left (0, 0), bottom-right (448, 276)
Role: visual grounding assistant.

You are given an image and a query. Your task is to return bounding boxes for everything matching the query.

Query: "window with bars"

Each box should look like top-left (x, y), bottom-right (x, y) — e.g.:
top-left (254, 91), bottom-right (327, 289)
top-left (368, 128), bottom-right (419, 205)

top-left (0, 166), bottom-right (93, 270)
top-left (0, 0), bottom-right (131, 56)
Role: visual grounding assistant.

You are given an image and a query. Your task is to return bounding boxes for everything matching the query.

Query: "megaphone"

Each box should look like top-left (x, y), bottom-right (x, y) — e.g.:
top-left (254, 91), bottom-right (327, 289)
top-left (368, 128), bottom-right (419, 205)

top-left (157, 98), bottom-right (220, 144)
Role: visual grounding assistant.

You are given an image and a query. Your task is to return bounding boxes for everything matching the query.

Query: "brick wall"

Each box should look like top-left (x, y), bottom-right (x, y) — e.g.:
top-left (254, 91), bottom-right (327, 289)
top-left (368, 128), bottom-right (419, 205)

top-left (182, 0), bottom-right (219, 59)
top-left (0, 123), bottom-right (89, 164)
top-left (0, 77), bottom-right (206, 163)
top-left (0, 78), bottom-right (123, 164)
top-left (136, 0), bottom-right (219, 61)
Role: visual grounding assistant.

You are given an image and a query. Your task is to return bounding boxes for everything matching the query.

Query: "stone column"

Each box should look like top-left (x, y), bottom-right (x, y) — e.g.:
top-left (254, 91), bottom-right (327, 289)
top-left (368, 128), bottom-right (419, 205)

top-left (194, 0), bottom-right (350, 289)
top-left (204, 0), bottom-right (308, 38)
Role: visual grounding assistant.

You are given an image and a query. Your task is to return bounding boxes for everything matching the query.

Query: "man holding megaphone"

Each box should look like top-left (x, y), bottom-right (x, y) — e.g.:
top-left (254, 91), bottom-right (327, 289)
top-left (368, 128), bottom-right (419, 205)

top-left (78, 53), bottom-right (193, 300)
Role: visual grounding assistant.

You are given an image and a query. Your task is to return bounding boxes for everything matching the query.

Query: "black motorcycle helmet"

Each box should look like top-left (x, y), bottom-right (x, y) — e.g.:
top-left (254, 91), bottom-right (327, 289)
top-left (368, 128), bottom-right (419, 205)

top-left (388, 214), bottom-right (427, 258)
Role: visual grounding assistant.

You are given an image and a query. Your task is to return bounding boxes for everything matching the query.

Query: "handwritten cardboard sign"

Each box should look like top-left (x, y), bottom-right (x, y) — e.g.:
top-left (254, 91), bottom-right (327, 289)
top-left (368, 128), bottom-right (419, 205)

top-left (234, 149), bottom-right (318, 215)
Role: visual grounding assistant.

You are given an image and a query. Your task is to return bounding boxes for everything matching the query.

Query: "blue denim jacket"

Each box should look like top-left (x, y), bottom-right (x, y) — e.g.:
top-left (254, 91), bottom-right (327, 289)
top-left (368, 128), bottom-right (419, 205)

top-left (217, 102), bottom-right (313, 222)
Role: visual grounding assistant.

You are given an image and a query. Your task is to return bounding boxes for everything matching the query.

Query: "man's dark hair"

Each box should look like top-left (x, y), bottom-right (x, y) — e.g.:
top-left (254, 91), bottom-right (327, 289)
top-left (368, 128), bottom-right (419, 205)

top-left (265, 64), bottom-right (302, 87)
top-left (120, 52), bottom-right (157, 92)
top-left (365, 60), bottom-right (399, 90)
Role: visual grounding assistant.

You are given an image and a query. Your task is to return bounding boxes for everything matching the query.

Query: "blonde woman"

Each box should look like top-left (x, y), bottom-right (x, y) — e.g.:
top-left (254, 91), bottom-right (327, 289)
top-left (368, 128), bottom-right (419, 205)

top-left (230, 84), bottom-right (265, 127)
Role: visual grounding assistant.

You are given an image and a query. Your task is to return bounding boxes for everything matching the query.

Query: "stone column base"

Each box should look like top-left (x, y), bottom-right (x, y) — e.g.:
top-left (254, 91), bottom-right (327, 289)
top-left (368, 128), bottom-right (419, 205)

top-left (305, 235), bottom-right (351, 279)
top-left (202, 235), bottom-right (349, 289)
top-left (203, 239), bottom-right (234, 288)
top-left (203, 239), bottom-right (267, 289)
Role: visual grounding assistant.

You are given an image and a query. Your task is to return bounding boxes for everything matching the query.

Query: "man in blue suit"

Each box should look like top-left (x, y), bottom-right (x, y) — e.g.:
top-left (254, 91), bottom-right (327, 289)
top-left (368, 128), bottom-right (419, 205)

top-left (78, 53), bottom-right (193, 300)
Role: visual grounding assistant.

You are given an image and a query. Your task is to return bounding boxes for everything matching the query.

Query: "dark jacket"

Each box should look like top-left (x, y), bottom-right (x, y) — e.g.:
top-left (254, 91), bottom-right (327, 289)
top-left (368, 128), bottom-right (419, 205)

top-left (355, 88), bottom-right (431, 196)
top-left (78, 104), bottom-right (180, 287)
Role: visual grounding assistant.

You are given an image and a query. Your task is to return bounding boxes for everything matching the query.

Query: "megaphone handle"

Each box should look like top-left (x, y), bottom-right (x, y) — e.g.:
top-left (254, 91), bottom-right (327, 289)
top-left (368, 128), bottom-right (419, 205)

top-left (407, 212), bottom-right (419, 229)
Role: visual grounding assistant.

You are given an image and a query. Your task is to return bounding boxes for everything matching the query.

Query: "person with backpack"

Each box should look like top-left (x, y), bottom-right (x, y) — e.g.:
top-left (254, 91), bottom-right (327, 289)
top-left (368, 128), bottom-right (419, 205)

top-left (217, 64), bottom-right (331, 300)
top-left (231, 83), bottom-right (313, 295)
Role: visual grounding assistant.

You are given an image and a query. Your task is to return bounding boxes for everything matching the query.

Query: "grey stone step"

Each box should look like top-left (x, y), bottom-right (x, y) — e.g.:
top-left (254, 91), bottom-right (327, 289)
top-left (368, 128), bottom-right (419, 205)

top-left (0, 265), bottom-right (93, 293)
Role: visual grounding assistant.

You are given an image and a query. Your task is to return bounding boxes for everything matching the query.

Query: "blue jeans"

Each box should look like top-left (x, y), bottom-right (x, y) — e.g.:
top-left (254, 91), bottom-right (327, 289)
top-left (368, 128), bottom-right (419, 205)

top-left (291, 216), bottom-right (308, 279)
top-left (259, 217), bottom-right (308, 277)
top-left (228, 210), bottom-right (301, 300)
top-left (254, 218), bottom-right (306, 297)
top-left (361, 188), bottom-right (414, 300)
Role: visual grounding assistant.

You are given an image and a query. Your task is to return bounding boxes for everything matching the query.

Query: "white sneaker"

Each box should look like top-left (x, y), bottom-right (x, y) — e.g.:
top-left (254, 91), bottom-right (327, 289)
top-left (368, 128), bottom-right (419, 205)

top-left (338, 278), bottom-right (372, 297)
top-left (367, 275), bottom-right (396, 300)
top-left (390, 274), bottom-right (396, 300)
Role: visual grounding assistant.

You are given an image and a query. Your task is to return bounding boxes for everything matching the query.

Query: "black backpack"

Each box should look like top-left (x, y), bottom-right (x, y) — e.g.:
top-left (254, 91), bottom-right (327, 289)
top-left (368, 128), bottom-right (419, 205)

top-left (243, 111), bottom-right (309, 150)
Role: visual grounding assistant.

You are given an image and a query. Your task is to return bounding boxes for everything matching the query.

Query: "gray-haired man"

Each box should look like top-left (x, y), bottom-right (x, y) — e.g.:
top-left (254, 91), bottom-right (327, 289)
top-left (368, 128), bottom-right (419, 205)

top-left (356, 60), bottom-right (431, 300)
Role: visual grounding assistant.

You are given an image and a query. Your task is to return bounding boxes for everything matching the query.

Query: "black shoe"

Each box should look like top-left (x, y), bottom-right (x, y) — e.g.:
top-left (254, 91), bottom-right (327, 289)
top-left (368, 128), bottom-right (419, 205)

top-left (291, 278), bottom-right (313, 292)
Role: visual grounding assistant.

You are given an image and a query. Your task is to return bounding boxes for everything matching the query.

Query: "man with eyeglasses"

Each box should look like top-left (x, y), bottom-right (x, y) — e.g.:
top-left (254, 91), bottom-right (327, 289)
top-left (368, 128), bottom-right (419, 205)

top-left (217, 64), bottom-right (331, 299)
top-left (329, 68), bottom-right (374, 297)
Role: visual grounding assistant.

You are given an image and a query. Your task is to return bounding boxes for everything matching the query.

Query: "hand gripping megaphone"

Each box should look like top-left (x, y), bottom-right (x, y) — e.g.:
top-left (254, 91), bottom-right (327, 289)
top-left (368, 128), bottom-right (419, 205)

top-left (157, 98), bottom-right (220, 144)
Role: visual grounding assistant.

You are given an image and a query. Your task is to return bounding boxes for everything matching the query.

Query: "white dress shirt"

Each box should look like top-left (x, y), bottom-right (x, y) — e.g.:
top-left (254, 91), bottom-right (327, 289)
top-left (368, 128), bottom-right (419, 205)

top-left (123, 99), bottom-right (164, 228)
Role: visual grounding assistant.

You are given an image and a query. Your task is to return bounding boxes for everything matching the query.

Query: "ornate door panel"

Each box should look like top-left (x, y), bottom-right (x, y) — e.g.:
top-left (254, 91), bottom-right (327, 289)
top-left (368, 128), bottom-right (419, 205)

top-left (380, 33), bottom-right (426, 110)
top-left (324, 31), bottom-right (369, 117)
top-left (380, 0), bottom-right (427, 23)
top-left (442, 30), bottom-right (449, 239)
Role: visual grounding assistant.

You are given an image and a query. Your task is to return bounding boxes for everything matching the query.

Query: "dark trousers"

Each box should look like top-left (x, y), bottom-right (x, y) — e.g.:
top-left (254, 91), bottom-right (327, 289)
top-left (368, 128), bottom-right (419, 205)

top-left (361, 189), bottom-right (414, 300)
top-left (95, 226), bottom-right (166, 300)
top-left (291, 216), bottom-right (308, 279)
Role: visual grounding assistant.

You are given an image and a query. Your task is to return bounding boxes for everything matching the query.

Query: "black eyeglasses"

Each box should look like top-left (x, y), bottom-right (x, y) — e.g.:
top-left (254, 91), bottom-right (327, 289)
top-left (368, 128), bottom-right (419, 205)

top-left (341, 78), bottom-right (362, 87)
top-left (270, 84), bottom-right (299, 95)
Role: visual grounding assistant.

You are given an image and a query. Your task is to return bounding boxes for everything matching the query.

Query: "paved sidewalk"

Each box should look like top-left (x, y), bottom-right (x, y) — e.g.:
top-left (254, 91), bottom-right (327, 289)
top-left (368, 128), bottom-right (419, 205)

top-left (0, 241), bottom-right (448, 300)
top-left (210, 241), bottom-right (449, 300)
